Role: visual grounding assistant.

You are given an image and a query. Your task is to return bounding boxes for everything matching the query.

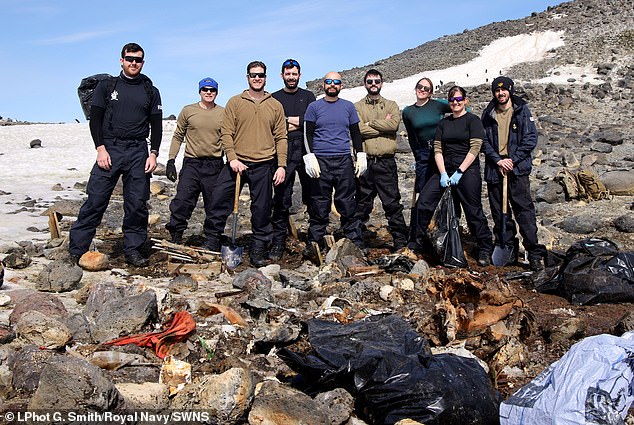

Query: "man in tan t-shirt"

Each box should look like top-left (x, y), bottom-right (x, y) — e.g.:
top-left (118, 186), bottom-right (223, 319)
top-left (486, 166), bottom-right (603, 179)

top-left (165, 77), bottom-right (224, 244)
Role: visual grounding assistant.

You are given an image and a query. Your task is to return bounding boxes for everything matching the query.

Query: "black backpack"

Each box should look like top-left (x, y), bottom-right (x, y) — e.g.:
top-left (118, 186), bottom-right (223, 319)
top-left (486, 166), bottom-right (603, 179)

top-left (77, 73), bottom-right (154, 121)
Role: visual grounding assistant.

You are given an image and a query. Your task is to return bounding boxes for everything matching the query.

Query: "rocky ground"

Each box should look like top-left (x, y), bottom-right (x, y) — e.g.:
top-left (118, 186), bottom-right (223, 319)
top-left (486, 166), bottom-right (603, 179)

top-left (1, 0), bottom-right (634, 423)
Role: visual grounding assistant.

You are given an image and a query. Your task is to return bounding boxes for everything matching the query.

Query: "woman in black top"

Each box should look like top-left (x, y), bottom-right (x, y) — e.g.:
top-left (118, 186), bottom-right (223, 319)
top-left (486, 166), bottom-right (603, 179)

top-left (409, 86), bottom-right (493, 266)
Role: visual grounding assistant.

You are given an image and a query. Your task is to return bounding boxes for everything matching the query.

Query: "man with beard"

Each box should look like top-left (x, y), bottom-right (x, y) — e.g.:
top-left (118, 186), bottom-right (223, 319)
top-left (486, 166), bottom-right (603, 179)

top-left (202, 61), bottom-right (287, 267)
top-left (270, 59), bottom-right (316, 261)
top-left (165, 77), bottom-right (224, 245)
top-left (69, 42), bottom-right (162, 267)
top-left (353, 69), bottom-right (408, 251)
top-left (481, 76), bottom-right (547, 271)
top-left (302, 71), bottom-right (366, 260)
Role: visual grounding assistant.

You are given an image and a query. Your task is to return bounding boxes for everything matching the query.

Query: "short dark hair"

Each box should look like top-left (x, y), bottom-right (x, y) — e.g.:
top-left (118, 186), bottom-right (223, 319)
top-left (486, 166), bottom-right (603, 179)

top-left (247, 61), bottom-right (267, 74)
top-left (121, 43), bottom-right (144, 59)
top-left (364, 68), bottom-right (382, 82)
top-left (447, 85), bottom-right (467, 99)
top-left (281, 59), bottom-right (300, 73)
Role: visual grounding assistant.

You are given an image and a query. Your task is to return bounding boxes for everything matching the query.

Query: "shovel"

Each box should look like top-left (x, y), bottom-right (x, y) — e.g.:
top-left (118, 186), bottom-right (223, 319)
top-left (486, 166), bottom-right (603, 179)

top-left (492, 173), bottom-right (515, 266)
top-left (221, 172), bottom-right (243, 269)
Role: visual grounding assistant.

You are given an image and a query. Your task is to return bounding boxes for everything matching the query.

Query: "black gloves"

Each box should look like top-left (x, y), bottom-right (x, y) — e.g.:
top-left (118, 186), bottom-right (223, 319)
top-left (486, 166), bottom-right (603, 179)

top-left (166, 159), bottom-right (177, 182)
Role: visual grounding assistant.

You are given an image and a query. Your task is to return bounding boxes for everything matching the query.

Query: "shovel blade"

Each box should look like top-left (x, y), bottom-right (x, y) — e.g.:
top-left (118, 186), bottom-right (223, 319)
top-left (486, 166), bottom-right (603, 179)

top-left (221, 245), bottom-right (243, 270)
top-left (492, 244), bottom-right (515, 266)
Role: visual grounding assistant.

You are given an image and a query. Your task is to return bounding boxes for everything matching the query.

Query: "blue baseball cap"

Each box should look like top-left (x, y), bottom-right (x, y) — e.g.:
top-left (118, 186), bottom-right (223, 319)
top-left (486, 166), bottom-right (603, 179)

top-left (199, 77), bottom-right (219, 91)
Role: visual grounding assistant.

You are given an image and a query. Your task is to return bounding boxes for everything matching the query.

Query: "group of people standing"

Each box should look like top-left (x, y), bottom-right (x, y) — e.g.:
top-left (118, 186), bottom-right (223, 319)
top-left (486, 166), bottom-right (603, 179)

top-left (68, 42), bottom-right (546, 272)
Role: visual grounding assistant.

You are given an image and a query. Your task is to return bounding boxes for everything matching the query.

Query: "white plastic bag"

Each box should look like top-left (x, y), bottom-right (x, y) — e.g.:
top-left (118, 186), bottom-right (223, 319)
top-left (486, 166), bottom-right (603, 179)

top-left (500, 331), bottom-right (634, 424)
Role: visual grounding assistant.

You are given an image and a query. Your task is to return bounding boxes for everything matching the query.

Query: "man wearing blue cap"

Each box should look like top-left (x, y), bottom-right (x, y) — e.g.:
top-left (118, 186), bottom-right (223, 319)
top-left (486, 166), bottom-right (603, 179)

top-left (165, 77), bottom-right (224, 244)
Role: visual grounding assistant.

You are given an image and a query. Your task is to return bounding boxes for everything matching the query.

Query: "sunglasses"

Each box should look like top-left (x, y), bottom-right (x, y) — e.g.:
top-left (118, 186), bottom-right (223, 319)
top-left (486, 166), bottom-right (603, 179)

top-left (123, 56), bottom-right (143, 64)
top-left (283, 59), bottom-right (300, 68)
top-left (200, 87), bottom-right (217, 93)
top-left (449, 96), bottom-right (465, 103)
top-left (324, 79), bottom-right (342, 85)
top-left (366, 78), bottom-right (382, 85)
top-left (416, 84), bottom-right (431, 92)
top-left (248, 72), bottom-right (266, 78)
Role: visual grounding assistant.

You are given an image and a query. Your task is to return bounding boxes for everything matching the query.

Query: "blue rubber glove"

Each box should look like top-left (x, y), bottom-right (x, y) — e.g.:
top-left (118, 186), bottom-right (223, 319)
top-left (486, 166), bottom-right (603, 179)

top-left (440, 172), bottom-right (450, 187)
top-left (449, 170), bottom-right (463, 186)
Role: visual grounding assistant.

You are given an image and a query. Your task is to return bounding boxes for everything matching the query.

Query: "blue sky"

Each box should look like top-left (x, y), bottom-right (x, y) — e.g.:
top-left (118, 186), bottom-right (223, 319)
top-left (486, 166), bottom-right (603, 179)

top-left (0, 0), bottom-right (563, 123)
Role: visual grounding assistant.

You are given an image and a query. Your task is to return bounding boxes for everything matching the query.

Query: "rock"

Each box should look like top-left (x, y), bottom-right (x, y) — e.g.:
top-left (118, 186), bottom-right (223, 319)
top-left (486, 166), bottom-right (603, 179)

top-left (90, 290), bottom-right (159, 342)
top-left (78, 251), bottom-right (110, 271)
top-left (409, 259), bottom-right (430, 278)
top-left (198, 367), bottom-right (256, 423)
top-left (8, 345), bottom-right (58, 394)
top-left (28, 356), bottom-right (126, 412)
top-left (63, 313), bottom-right (92, 343)
top-left (150, 181), bottom-right (166, 195)
top-left (29, 139), bottom-right (42, 148)
top-left (0, 295), bottom-right (10, 307)
top-left (613, 214), bottom-right (634, 233)
top-left (249, 380), bottom-right (329, 425)
top-left (557, 214), bottom-right (603, 234)
top-left (168, 275), bottom-right (198, 294)
top-left (593, 130), bottom-right (623, 145)
top-left (16, 310), bottom-right (73, 349)
top-left (325, 238), bottom-right (365, 265)
top-left (35, 260), bottom-right (83, 292)
top-left (614, 311), bottom-right (634, 335)
top-left (148, 214), bottom-right (161, 225)
top-left (0, 261), bottom-right (3, 289)
top-left (252, 322), bottom-right (301, 345)
top-left (9, 290), bottom-right (68, 326)
top-left (84, 283), bottom-right (121, 318)
top-left (535, 181), bottom-right (564, 204)
top-left (589, 142), bottom-right (613, 153)
top-left (279, 269), bottom-right (313, 291)
top-left (313, 388), bottom-right (355, 425)
top-left (546, 317), bottom-right (586, 343)
top-left (2, 249), bottom-right (31, 269)
top-left (601, 170), bottom-right (634, 195)
top-left (115, 382), bottom-right (169, 410)
top-left (562, 151), bottom-right (579, 168)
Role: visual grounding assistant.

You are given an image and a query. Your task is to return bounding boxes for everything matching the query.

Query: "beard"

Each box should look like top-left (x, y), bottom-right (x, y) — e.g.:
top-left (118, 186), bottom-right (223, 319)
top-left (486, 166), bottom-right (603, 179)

top-left (284, 78), bottom-right (298, 90)
top-left (367, 86), bottom-right (381, 95)
top-left (325, 86), bottom-right (341, 97)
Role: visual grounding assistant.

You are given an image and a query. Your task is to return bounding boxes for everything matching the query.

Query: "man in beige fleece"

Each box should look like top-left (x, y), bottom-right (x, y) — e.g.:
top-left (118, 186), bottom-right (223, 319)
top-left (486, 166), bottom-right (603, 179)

top-left (202, 61), bottom-right (287, 267)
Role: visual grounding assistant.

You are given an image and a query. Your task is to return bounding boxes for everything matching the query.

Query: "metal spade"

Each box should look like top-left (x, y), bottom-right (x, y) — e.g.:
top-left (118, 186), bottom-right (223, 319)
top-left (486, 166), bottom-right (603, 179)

top-left (492, 173), bottom-right (515, 266)
top-left (221, 172), bottom-right (243, 269)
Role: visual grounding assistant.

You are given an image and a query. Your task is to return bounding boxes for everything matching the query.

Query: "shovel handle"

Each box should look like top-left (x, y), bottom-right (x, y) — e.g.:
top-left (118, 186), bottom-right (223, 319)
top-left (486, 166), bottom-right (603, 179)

top-left (502, 173), bottom-right (508, 214)
top-left (233, 172), bottom-right (241, 214)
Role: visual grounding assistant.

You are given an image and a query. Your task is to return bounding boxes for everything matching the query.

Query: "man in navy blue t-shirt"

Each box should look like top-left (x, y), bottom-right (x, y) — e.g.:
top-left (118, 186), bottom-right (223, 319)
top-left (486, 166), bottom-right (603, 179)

top-left (303, 71), bottom-right (366, 260)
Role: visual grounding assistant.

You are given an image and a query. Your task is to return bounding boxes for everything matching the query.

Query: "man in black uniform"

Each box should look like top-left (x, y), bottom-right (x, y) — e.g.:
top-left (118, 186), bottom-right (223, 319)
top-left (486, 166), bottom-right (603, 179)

top-left (270, 59), bottom-right (316, 261)
top-left (69, 42), bottom-right (162, 267)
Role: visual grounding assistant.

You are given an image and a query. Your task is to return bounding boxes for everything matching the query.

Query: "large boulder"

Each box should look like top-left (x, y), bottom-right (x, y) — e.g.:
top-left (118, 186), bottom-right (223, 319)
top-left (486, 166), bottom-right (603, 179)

top-left (601, 170), bottom-right (634, 195)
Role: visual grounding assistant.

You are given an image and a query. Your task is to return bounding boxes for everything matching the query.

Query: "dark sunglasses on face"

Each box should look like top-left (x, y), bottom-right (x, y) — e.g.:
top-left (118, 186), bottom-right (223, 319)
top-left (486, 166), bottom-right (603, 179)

top-left (366, 78), bottom-right (382, 85)
top-left (324, 79), bottom-right (342, 85)
top-left (416, 84), bottom-right (431, 92)
top-left (124, 56), bottom-right (143, 64)
top-left (449, 96), bottom-right (465, 103)
top-left (248, 72), bottom-right (266, 78)
top-left (200, 87), bottom-right (217, 93)
top-left (283, 59), bottom-right (299, 68)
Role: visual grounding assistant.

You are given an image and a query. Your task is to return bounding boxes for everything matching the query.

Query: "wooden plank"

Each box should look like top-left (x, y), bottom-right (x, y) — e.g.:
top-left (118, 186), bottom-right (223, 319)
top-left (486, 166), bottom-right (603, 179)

top-left (48, 209), bottom-right (61, 239)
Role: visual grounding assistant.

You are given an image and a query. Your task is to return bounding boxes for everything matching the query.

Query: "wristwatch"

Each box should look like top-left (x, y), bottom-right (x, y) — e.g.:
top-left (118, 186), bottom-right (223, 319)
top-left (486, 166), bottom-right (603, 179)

top-left (150, 149), bottom-right (159, 157)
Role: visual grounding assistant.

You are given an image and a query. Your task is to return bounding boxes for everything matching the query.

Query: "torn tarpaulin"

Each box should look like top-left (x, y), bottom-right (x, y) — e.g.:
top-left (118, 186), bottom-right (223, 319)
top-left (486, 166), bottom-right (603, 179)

top-left (279, 314), bottom-right (501, 425)
top-left (104, 310), bottom-right (196, 359)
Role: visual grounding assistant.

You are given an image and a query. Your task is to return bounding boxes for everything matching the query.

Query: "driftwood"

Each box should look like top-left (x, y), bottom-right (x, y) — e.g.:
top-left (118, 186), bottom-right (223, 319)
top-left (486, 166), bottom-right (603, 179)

top-left (151, 238), bottom-right (222, 277)
top-left (48, 209), bottom-right (61, 239)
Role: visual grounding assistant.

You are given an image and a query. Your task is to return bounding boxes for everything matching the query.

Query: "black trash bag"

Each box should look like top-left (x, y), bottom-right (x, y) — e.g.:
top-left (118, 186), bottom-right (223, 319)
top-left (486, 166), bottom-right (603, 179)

top-left (77, 73), bottom-right (113, 120)
top-left (536, 237), bottom-right (634, 305)
top-left (372, 254), bottom-right (414, 273)
top-left (279, 315), bottom-right (501, 425)
top-left (427, 187), bottom-right (467, 268)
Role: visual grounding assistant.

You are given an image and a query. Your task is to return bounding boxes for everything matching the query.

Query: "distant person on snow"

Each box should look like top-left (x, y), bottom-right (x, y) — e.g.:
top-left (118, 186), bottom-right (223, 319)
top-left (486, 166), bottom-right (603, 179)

top-left (165, 77), bottom-right (224, 245)
top-left (69, 42), bottom-right (162, 267)
top-left (481, 76), bottom-right (547, 271)
top-left (302, 71), bottom-right (366, 261)
top-left (270, 59), bottom-right (316, 261)
top-left (354, 68), bottom-right (408, 251)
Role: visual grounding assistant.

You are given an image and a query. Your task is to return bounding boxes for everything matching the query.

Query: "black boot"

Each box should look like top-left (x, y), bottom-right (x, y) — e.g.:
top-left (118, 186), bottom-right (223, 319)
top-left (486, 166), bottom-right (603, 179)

top-left (125, 250), bottom-right (149, 267)
top-left (268, 243), bottom-right (284, 261)
top-left (250, 246), bottom-right (267, 267)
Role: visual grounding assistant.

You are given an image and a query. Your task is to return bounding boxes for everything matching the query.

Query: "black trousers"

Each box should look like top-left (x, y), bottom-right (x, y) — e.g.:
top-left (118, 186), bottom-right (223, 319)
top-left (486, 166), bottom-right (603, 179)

top-left (271, 137), bottom-right (311, 245)
top-left (307, 155), bottom-right (362, 246)
top-left (70, 139), bottom-right (149, 256)
top-left (354, 156), bottom-right (408, 244)
top-left (409, 147), bottom-right (437, 241)
top-left (487, 174), bottom-right (547, 260)
top-left (204, 161), bottom-right (274, 249)
top-left (166, 157), bottom-right (223, 235)
top-left (413, 166), bottom-right (493, 255)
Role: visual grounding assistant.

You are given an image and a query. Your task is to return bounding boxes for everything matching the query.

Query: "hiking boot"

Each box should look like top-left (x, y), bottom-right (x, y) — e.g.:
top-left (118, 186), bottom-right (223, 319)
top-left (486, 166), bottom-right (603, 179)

top-left (268, 243), bottom-right (284, 261)
top-left (477, 252), bottom-right (492, 267)
top-left (68, 252), bottom-right (82, 265)
top-left (170, 231), bottom-right (183, 244)
top-left (393, 238), bottom-right (408, 251)
top-left (529, 257), bottom-right (544, 272)
top-left (250, 246), bottom-right (267, 268)
top-left (125, 250), bottom-right (149, 267)
top-left (201, 237), bottom-right (220, 253)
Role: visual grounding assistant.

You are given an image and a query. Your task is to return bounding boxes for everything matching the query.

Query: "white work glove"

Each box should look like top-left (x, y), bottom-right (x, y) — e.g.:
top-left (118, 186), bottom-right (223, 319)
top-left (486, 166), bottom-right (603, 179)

top-left (303, 153), bottom-right (321, 178)
top-left (355, 152), bottom-right (368, 177)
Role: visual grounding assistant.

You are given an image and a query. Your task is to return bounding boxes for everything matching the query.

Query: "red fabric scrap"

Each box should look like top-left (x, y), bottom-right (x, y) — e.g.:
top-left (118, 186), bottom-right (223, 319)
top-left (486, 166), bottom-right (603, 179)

top-left (103, 310), bottom-right (196, 359)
